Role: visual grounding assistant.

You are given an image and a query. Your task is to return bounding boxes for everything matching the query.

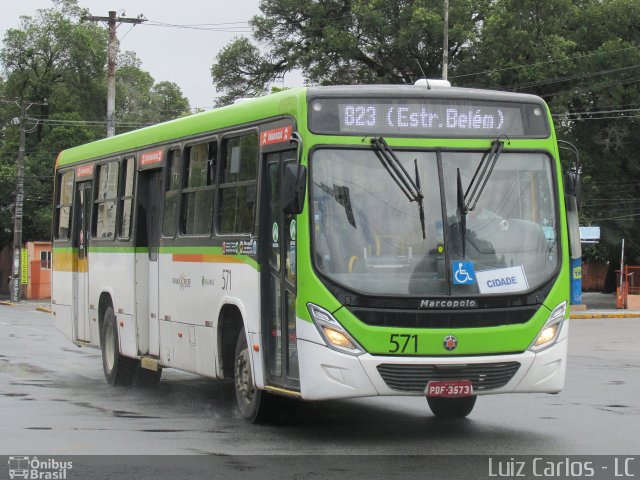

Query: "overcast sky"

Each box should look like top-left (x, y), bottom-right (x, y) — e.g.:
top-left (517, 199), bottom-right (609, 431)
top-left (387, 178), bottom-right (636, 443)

top-left (1, 0), bottom-right (303, 109)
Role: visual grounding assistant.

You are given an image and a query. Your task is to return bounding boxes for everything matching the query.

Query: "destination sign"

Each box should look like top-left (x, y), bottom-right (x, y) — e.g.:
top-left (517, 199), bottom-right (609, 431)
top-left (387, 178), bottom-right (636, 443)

top-left (309, 98), bottom-right (549, 138)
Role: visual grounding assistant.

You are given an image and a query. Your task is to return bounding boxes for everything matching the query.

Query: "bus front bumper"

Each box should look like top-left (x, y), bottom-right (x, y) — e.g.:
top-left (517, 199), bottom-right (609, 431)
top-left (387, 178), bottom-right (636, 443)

top-left (297, 320), bottom-right (568, 401)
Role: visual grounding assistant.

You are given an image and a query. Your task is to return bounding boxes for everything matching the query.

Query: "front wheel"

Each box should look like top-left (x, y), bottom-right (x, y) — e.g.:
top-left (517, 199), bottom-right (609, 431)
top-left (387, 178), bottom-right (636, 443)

top-left (101, 305), bottom-right (137, 386)
top-left (234, 331), bottom-right (278, 423)
top-left (427, 395), bottom-right (477, 418)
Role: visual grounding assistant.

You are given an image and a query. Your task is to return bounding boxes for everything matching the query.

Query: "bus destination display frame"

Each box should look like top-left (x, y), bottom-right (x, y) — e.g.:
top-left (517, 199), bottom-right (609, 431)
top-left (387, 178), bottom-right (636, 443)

top-left (308, 97), bottom-right (550, 138)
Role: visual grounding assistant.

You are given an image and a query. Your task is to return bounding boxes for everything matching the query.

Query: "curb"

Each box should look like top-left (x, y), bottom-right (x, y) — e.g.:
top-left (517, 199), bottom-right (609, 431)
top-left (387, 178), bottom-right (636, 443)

top-left (570, 312), bottom-right (640, 319)
top-left (0, 300), bottom-right (17, 307)
top-left (36, 306), bottom-right (53, 314)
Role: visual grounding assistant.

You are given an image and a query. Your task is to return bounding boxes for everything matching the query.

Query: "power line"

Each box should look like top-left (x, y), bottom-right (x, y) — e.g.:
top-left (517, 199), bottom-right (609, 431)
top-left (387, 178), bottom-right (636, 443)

top-left (584, 212), bottom-right (640, 221)
top-left (558, 115), bottom-right (640, 121)
top-left (142, 20), bottom-right (251, 33)
top-left (552, 107), bottom-right (640, 117)
top-left (540, 74), bottom-right (640, 99)
top-left (450, 44), bottom-right (640, 80)
top-left (499, 63), bottom-right (640, 92)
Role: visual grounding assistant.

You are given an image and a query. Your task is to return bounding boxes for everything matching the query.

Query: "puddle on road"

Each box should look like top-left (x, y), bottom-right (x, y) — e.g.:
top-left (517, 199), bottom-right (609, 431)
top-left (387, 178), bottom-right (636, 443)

top-left (138, 429), bottom-right (187, 433)
top-left (10, 381), bottom-right (61, 388)
top-left (62, 347), bottom-right (93, 355)
top-left (1, 359), bottom-right (54, 379)
top-left (52, 398), bottom-right (110, 415)
top-left (1, 392), bottom-right (29, 397)
top-left (112, 410), bottom-right (161, 419)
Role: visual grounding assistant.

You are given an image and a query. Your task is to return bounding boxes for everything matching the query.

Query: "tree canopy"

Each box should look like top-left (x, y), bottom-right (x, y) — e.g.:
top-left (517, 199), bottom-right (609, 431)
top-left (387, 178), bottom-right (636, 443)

top-left (212, 0), bottom-right (640, 268)
top-left (1, 0), bottom-right (639, 271)
top-left (0, 0), bottom-right (190, 246)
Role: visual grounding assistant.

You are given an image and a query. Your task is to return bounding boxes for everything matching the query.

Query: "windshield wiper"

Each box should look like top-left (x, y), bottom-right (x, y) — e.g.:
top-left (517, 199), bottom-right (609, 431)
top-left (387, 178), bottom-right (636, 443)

top-left (457, 138), bottom-right (505, 257)
top-left (456, 168), bottom-right (467, 257)
top-left (371, 137), bottom-right (426, 239)
top-left (464, 139), bottom-right (504, 213)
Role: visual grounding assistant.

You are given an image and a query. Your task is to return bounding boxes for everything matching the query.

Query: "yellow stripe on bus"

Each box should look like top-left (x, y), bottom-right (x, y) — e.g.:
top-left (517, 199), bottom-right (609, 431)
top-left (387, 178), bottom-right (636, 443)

top-left (172, 253), bottom-right (245, 264)
top-left (53, 250), bottom-right (88, 272)
top-left (53, 250), bottom-right (251, 273)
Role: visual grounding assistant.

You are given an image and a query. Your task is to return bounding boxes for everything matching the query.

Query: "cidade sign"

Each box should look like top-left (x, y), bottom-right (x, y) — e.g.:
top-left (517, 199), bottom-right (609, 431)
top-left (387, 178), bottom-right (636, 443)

top-left (475, 265), bottom-right (529, 294)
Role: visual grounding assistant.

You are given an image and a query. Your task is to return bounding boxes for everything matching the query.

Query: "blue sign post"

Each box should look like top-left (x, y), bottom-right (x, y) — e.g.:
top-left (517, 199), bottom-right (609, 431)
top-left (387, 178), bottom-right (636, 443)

top-left (570, 257), bottom-right (582, 305)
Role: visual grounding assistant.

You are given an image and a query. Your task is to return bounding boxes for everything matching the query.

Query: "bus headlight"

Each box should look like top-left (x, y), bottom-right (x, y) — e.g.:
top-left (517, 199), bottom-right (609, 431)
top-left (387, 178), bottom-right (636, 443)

top-left (307, 303), bottom-right (364, 356)
top-left (529, 301), bottom-right (566, 352)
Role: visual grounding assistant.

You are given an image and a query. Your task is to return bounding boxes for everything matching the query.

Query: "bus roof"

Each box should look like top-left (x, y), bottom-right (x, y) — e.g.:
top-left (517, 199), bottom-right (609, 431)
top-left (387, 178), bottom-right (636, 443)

top-left (56, 84), bottom-right (548, 168)
top-left (56, 87), bottom-right (308, 167)
top-left (307, 84), bottom-right (546, 105)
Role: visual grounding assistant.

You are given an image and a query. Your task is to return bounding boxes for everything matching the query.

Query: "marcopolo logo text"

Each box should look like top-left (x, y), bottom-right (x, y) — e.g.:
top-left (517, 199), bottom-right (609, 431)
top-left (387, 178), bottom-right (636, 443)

top-left (420, 299), bottom-right (477, 309)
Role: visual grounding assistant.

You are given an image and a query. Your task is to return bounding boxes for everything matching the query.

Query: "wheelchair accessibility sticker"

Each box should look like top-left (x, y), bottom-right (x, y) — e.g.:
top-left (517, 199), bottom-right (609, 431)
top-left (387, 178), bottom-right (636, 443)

top-left (453, 261), bottom-right (475, 285)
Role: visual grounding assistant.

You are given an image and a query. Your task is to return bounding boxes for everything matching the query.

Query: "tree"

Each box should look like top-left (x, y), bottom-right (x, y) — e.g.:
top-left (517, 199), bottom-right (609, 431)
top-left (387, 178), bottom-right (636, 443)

top-left (0, 1), bottom-right (190, 246)
top-left (211, 0), bottom-right (640, 267)
top-left (150, 81), bottom-right (191, 122)
top-left (0, 0), bottom-right (108, 138)
top-left (0, 0), bottom-right (108, 247)
top-left (211, 0), bottom-right (490, 105)
top-left (116, 51), bottom-right (190, 132)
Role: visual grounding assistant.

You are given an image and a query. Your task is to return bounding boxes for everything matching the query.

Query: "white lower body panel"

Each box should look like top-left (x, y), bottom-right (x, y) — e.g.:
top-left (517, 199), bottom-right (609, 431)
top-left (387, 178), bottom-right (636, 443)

top-left (297, 318), bottom-right (568, 401)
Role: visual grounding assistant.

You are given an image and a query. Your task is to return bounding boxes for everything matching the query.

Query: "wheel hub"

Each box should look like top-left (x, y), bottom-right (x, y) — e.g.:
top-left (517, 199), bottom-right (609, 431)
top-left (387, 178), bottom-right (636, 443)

top-left (235, 348), bottom-right (254, 405)
top-left (104, 324), bottom-right (115, 372)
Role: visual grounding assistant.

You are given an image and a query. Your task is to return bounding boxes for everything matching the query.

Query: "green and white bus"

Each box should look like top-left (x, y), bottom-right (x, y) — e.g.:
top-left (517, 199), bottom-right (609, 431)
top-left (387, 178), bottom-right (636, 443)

top-left (52, 81), bottom-right (580, 421)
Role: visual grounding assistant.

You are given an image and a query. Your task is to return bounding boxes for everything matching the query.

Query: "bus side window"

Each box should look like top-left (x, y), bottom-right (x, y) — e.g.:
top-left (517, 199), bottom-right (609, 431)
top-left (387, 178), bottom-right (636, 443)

top-left (181, 141), bottom-right (216, 235)
top-left (94, 161), bottom-right (119, 239)
top-left (218, 132), bottom-right (258, 234)
top-left (55, 170), bottom-right (74, 240)
top-left (119, 157), bottom-right (135, 239)
top-left (162, 149), bottom-right (181, 237)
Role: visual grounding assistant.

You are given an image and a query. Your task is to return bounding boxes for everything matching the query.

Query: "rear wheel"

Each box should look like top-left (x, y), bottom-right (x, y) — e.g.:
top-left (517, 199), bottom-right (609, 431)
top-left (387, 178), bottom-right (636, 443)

top-left (101, 305), bottom-right (137, 386)
top-left (427, 395), bottom-right (477, 418)
top-left (234, 330), bottom-right (277, 423)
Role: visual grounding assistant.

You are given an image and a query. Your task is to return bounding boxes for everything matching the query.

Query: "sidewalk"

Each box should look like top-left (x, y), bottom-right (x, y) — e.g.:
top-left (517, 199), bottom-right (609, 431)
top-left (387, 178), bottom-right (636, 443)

top-left (570, 291), bottom-right (640, 319)
top-left (0, 294), bottom-right (52, 312)
top-left (569, 308), bottom-right (640, 319)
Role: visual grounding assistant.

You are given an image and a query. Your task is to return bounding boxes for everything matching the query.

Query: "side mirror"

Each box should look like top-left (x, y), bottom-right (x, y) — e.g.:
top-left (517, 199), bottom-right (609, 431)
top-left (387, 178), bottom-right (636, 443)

top-left (563, 171), bottom-right (581, 205)
top-left (283, 163), bottom-right (307, 214)
top-left (565, 194), bottom-right (582, 260)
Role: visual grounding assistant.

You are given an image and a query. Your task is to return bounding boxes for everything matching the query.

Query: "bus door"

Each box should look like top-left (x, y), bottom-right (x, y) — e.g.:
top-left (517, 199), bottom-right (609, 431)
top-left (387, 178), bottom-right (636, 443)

top-left (262, 150), bottom-right (300, 390)
top-left (72, 181), bottom-right (92, 342)
top-left (135, 169), bottom-right (163, 356)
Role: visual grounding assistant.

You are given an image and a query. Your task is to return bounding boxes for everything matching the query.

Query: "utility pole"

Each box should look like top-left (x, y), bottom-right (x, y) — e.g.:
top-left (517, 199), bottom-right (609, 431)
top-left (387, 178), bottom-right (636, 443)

top-left (442, 0), bottom-right (449, 81)
top-left (10, 99), bottom-right (47, 303)
top-left (82, 11), bottom-right (145, 137)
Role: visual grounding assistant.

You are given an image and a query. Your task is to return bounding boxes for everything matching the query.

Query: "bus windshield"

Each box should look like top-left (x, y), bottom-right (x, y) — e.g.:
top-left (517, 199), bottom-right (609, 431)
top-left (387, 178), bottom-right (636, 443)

top-left (310, 148), bottom-right (558, 296)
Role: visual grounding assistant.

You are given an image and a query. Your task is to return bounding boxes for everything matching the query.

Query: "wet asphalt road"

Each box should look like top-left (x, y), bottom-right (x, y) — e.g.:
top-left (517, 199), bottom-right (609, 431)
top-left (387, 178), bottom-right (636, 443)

top-left (0, 303), bottom-right (639, 458)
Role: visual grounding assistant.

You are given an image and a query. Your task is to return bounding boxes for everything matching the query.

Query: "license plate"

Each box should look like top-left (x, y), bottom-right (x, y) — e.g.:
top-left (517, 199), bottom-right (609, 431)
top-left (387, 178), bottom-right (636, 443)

top-left (426, 380), bottom-right (473, 397)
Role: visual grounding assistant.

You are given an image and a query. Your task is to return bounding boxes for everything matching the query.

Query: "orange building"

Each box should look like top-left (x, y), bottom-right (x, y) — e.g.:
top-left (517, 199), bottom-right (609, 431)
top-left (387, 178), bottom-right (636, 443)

top-left (25, 241), bottom-right (52, 300)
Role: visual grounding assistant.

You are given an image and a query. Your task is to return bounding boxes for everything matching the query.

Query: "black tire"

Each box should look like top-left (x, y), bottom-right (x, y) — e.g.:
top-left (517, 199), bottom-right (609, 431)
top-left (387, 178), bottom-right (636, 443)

top-left (135, 366), bottom-right (162, 388)
top-left (100, 305), bottom-right (137, 386)
top-left (427, 395), bottom-right (477, 418)
top-left (234, 330), bottom-right (277, 423)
